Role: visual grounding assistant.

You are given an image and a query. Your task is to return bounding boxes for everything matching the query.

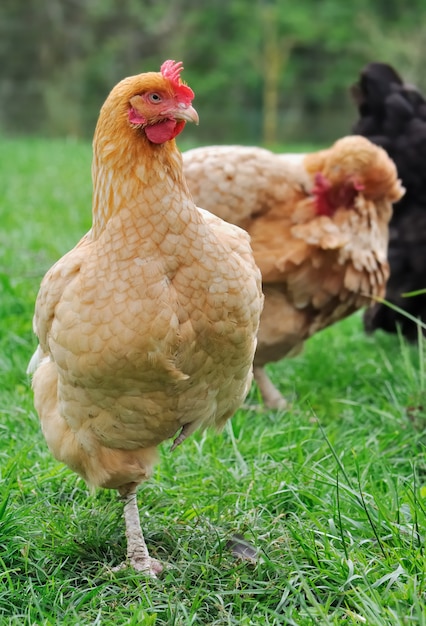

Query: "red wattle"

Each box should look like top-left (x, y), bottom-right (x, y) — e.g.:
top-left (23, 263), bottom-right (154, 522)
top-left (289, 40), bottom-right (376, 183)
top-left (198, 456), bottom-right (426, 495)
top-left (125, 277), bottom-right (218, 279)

top-left (145, 119), bottom-right (186, 144)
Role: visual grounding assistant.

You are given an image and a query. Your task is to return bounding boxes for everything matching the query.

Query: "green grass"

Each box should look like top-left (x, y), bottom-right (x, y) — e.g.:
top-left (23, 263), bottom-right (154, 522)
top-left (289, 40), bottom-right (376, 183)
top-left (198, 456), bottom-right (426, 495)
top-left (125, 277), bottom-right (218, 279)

top-left (1, 136), bottom-right (425, 625)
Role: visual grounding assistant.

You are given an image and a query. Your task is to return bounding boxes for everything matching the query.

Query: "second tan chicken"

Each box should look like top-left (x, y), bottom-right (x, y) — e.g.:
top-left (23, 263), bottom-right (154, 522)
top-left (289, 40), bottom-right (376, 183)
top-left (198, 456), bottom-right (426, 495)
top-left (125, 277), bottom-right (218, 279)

top-left (183, 137), bottom-right (404, 408)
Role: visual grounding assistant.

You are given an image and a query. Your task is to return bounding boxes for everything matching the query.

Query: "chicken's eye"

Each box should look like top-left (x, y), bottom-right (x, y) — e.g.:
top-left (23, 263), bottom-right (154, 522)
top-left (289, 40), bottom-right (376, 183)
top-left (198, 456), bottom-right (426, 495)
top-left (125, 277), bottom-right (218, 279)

top-left (148, 93), bottom-right (162, 104)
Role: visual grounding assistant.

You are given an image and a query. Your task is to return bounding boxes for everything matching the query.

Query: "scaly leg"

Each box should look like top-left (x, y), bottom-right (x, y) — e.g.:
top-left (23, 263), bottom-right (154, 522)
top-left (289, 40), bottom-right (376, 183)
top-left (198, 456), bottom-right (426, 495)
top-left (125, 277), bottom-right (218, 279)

top-left (254, 366), bottom-right (288, 410)
top-left (115, 491), bottom-right (163, 577)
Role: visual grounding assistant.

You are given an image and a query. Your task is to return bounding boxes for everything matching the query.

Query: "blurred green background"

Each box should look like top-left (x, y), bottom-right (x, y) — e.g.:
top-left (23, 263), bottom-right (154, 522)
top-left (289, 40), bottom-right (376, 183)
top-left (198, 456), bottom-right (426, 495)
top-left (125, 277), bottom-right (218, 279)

top-left (1, 0), bottom-right (425, 146)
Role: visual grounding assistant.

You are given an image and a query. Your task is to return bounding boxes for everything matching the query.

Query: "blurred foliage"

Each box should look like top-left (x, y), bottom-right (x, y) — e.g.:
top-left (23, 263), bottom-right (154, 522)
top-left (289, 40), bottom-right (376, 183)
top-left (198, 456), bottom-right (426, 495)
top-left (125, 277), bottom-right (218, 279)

top-left (1, 0), bottom-right (426, 144)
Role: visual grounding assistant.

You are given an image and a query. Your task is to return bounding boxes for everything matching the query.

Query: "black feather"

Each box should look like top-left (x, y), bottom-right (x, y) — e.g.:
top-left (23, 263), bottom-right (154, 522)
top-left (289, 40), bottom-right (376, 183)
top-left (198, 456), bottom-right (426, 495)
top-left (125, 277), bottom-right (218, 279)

top-left (351, 62), bottom-right (426, 340)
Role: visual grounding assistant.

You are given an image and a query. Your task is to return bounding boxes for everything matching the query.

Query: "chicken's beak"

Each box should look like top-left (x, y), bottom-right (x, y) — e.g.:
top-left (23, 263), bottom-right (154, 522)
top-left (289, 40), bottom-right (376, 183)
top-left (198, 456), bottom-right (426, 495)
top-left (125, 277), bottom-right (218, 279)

top-left (175, 104), bottom-right (199, 125)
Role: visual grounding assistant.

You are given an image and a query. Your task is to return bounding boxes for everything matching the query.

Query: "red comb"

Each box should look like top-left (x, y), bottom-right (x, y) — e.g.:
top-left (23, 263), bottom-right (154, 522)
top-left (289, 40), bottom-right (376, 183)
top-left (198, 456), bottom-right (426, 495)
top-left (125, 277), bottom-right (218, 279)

top-left (161, 60), bottom-right (184, 85)
top-left (160, 59), bottom-right (194, 104)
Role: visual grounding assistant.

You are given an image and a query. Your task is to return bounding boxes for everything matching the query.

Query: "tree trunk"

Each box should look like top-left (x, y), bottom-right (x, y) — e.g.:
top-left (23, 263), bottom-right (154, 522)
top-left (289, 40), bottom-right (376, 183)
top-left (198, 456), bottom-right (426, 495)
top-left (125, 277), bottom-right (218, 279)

top-left (261, 3), bottom-right (294, 146)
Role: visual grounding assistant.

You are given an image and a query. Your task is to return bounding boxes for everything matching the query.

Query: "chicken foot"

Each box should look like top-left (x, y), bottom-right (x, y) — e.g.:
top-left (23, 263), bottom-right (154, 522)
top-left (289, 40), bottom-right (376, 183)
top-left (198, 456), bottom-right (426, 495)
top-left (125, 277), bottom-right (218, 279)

top-left (114, 491), bottom-right (163, 577)
top-left (254, 366), bottom-right (288, 410)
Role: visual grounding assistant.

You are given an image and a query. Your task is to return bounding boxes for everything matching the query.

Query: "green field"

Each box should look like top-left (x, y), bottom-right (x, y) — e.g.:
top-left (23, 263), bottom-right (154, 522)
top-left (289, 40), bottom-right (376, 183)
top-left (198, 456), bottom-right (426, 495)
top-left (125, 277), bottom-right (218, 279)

top-left (1, 137), bottom-right (425, 625)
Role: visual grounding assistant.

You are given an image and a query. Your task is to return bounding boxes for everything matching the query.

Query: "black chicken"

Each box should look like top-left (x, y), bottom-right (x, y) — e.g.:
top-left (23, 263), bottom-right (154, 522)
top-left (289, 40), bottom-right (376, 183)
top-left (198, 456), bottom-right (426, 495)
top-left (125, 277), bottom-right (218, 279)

top-left (351, 62), bottom-right (426, 340)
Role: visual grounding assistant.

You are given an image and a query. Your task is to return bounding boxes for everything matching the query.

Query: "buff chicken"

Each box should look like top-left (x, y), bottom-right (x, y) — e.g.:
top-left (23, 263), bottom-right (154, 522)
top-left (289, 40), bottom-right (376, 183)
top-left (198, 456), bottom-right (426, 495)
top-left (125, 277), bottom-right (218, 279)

top-left (27, 60), bottom-right (263, 576)
top-left (183, 138), bottom-right (404, 408)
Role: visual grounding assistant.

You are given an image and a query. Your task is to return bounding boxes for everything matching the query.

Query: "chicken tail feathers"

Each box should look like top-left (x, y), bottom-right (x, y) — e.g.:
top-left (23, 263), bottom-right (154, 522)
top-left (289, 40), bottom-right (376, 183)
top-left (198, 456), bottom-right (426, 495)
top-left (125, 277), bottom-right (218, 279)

top-left (26, 345), bottom-right (45, 375)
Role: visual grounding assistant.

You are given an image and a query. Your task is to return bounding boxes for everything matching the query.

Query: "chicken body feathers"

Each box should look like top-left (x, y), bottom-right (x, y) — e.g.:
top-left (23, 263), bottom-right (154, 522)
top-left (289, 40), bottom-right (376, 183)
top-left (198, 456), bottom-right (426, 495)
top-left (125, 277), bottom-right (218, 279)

top-left (351, 62), bottom-right (426, 339)
top-left (183, 139), bottom-right (403, 380)
top-left (30, 86), bottom-right (262, 491)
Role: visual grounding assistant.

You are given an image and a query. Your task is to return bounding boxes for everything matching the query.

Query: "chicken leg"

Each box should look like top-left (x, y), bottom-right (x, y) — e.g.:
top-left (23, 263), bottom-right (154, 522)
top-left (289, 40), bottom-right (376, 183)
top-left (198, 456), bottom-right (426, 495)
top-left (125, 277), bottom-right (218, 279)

top-left (117, 490), bottom-right (163, 577)
top-left (254, 366), bottom-right (288, 410)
